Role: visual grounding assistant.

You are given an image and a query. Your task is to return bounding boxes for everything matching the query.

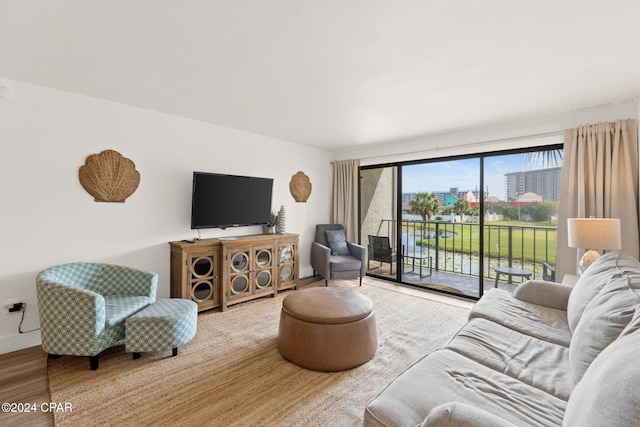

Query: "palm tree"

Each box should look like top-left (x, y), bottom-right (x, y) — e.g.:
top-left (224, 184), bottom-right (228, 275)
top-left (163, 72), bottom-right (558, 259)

top-left (453, 198), bottom-right (470, 215)
top-left (409, 192), bottom-right (440, 221)
top-left (523, 149), bottom-right (563, 168)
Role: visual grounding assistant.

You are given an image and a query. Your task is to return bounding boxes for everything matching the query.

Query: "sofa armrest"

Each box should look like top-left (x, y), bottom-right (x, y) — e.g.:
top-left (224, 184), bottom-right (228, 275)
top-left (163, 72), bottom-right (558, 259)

top-left (422, 402), bottom-right (517, 427)
top-left (512, 280), bottom-right (572, 311)
top-left (347, 242), bottom-right (367, 275)
top-left (311, 242), bottom-right (331, 279)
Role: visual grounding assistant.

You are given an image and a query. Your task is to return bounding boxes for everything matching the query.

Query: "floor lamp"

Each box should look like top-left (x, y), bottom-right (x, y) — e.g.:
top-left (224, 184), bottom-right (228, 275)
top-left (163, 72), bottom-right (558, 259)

top-left (567, 217), bottom-right (622, 275)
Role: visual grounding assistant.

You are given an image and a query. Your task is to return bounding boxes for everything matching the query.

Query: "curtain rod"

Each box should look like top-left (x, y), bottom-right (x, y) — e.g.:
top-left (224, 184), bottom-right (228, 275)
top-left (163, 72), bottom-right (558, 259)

top-left (334, 130), bottom-right (563, 164)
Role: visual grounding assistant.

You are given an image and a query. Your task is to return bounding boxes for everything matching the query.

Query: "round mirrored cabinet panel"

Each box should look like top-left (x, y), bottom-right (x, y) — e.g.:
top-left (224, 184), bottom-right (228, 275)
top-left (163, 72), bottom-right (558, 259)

top-left (231, 252), bottom-right (249, 272)
top-left (191, 280), bottom-right (213, 302)
top-left (231, 275), bottom-right (249, 294)
top-left (256, 270), bottom-right (272, 289)
top-left (280, 246), bottom-right (293, 262)
top-left (192, 257), bottom-right (213, 277)
top-left (280, 265), bottom-right (293, 281)
top-left (255, 249), bottom-right (272, 267)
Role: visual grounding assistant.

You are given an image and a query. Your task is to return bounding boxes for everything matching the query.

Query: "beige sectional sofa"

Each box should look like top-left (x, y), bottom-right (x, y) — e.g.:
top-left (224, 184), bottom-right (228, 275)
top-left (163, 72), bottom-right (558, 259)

top-left (364, 251), bottom-right (640, 426)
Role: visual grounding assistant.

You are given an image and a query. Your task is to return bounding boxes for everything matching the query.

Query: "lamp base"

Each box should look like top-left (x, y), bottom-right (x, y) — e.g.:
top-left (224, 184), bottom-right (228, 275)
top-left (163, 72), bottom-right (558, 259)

top-left (578, 249), bottom-right (601, 275)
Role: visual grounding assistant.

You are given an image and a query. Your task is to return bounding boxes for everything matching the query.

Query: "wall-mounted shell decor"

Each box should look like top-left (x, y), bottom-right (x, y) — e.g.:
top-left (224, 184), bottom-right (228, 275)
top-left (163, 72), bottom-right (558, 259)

top-left (289, 171), bottom-right (312, 202)
top-left (79, 149), bottom-right (140, 202)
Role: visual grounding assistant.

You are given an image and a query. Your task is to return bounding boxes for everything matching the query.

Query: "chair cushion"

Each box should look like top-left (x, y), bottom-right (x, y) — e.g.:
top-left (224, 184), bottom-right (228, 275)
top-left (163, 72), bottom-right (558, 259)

top-left (326, 229), bottom-right (350, 255)
top-left (329, 255), bottom-right (361, 272)
top-left (105, 295), bottom-right (154, 327)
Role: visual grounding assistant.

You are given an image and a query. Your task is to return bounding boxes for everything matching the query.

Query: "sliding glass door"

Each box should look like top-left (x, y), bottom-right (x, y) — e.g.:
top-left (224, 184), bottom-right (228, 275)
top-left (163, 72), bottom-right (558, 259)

top-left (360, 166), bottom-right (398, 280)
top-left (400, 158), bottom-right (482, 297)
top-left (361, 146), bottom-right (563, 300)
top-left (483, 153), bottom-right (561, 293)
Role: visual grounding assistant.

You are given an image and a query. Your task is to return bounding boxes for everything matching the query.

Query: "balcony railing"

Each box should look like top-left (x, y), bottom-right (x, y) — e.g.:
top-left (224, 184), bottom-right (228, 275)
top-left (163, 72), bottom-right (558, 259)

top-left (372, 219), bottom-right (557, 282)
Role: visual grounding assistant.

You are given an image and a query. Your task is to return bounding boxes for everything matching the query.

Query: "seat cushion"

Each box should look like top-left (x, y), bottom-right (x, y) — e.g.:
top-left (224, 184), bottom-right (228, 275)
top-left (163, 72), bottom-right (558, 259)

top-left (282, 287), bottom-right (373, 324)
top-left (446, 318), bottom-right (575, 400)
top-left (329, 254), bottom-right (361, 272)
top-left (469, 288), bottom-right (572, 346)
top-left (105, 295), bottom-right (153, 327)
top-left (364, 349), bottom-right (566, 427)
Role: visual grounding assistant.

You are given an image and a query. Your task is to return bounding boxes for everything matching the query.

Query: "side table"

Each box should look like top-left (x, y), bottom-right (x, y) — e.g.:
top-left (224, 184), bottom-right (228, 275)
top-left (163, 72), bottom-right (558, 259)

top-left (494, 267), bottom-right (532, 288)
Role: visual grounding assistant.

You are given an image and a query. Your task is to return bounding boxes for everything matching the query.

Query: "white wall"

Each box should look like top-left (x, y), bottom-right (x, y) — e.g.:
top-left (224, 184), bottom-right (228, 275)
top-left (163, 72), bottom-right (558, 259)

top-left (335, 99), bottom-right (639, 164)
top-left (0, 78), bottom-right (333, 354)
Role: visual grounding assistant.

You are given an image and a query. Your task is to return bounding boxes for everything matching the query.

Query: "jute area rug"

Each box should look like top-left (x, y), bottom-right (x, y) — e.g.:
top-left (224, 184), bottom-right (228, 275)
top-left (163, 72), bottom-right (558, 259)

top-left (48, 278), bottom-right (470, 427)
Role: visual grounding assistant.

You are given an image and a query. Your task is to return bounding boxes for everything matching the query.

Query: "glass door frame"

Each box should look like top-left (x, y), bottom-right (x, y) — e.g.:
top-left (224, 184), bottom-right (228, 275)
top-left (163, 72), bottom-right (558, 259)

top-left (360, 144), bottom-right (563, 301)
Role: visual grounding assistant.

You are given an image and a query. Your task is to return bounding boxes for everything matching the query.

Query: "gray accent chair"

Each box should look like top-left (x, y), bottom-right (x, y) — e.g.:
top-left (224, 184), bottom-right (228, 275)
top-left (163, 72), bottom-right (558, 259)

top-left (311, 224), bottom-right (367, 286)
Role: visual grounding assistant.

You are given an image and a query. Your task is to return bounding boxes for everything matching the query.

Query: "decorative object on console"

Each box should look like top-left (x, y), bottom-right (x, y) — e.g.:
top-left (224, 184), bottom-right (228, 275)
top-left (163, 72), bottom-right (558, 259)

top-left (264, 211), bottom-right (278, 234)
top-left (276, 205), bottom-right (286, 234)
top-left (79, 149), bottom-right (140, 202)
top-left (567, 217), bottom-right (621, 275)
top-left (289, 171), bottom-right (312, 202)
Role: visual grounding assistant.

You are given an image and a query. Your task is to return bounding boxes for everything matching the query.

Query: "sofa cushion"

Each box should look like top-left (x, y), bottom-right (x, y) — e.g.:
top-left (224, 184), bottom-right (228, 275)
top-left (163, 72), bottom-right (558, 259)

top-left (469, 288), bottom-right (572, 346)
top-left (364, 349), bottom-right (566, 427)
top-left (564, 310), bottom-right (640, 426)
top-left (566, 251), bottom-right (639, 333)
top-left (568, 268), bottom-right (640, 382)
top-left (104, 295), bottom-right (153, 327)
top-left (446, 318), bottom-right (575, 400)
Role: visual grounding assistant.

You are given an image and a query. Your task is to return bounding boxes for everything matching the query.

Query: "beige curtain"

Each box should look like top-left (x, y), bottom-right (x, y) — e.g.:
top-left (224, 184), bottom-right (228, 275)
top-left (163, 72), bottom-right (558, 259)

top-left (331, 159), bottom-right (360, 242)
top-left (556, 119), bottom-right (639, 280)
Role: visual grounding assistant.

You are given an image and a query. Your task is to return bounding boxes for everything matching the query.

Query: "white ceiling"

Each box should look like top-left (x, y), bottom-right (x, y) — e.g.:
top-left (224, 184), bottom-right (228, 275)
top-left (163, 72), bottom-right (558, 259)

top-left (2, 1), bottom-right (639, 151)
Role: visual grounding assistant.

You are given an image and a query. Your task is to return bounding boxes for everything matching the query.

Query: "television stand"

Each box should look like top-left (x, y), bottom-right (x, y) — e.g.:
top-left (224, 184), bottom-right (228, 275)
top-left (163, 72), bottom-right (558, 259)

top-left (169, 233), bottom-right (299, 312)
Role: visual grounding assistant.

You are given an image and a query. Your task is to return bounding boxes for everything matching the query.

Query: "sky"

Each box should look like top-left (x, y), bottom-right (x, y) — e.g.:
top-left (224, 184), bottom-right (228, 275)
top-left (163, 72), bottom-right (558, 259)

top-left (402, 152), bottom-right (558, 201)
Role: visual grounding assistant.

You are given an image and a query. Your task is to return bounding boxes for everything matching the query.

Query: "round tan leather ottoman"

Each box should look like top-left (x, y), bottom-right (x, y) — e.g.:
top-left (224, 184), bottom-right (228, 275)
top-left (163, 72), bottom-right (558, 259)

top-left (278, 287), bottom-right (378, 372)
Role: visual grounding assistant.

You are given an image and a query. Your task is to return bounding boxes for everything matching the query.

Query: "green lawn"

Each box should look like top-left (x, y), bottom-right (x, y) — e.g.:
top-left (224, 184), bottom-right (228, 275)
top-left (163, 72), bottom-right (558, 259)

top-left (409, 220), bottom-right (557, 263)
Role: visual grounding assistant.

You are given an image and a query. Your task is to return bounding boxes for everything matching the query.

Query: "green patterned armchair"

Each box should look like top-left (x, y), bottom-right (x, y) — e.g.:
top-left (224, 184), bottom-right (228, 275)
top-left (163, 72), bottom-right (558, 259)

top-left (36, 263), bottom-right (157, 370)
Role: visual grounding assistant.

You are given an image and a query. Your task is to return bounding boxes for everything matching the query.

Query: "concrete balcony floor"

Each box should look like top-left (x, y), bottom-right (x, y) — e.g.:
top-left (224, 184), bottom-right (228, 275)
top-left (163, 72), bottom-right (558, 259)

top-left (367, 261), bottom-right (520, 299)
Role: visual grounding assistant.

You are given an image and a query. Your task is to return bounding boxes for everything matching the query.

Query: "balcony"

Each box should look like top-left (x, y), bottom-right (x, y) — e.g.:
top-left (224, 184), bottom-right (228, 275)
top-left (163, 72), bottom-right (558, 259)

top-left (365, 219), bottom-right (557, 299)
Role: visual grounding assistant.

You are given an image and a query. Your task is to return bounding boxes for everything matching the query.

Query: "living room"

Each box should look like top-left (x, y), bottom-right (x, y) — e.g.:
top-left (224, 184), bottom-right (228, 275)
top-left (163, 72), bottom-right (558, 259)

top-left (2, 2), bottom-right (640, 426)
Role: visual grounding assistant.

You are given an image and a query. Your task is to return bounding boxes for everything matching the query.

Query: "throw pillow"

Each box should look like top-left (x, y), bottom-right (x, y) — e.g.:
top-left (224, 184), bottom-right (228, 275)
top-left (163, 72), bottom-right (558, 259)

top-left (326, 229), bottom-right (350, 256)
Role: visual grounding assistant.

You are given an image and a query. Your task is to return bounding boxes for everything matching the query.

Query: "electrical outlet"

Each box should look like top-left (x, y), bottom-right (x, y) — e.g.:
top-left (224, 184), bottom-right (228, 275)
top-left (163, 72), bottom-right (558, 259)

top-left (4, 299), bottom-right (22, 315)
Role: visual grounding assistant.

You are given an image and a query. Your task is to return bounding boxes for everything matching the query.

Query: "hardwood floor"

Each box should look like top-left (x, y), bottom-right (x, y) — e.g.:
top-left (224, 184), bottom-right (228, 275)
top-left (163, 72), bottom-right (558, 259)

top-left (0, 346), bottom-right (53, 426)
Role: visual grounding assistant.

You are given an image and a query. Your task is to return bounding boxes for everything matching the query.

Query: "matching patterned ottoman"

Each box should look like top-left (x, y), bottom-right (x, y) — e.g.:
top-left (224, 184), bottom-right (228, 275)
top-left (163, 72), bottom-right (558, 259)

top-left (125, 298), bottom-right (197, 358)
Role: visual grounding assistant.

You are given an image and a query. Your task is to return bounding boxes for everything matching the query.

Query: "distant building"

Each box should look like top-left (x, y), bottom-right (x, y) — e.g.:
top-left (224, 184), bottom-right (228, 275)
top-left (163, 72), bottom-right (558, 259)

top-left (517, 192), bottom-right (543, 202)
top-left (504, 167), bottom-right (561, 202)
top-left (402, 188), bottom-right (480, 211)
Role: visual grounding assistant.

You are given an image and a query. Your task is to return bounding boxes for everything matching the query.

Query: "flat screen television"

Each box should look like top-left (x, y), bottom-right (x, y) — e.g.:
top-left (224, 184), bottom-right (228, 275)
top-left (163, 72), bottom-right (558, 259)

top-left (191, 172), bottom-right (273, 229)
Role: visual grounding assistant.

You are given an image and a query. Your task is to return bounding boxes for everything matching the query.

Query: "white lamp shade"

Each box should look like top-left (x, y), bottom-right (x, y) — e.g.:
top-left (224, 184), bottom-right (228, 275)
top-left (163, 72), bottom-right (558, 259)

top-left (567, 218), bottom-right (622, 251)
